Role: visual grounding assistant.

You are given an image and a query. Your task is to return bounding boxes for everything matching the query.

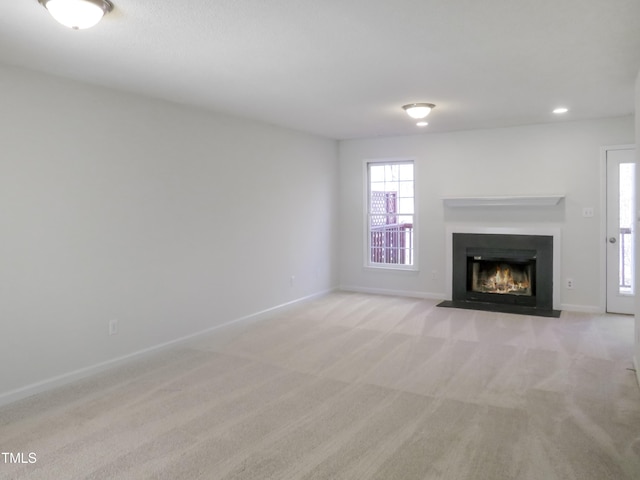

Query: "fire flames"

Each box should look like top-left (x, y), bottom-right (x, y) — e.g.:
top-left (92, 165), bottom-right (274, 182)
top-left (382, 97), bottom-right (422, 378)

top-left (482, 265), bottom-right (530, 294)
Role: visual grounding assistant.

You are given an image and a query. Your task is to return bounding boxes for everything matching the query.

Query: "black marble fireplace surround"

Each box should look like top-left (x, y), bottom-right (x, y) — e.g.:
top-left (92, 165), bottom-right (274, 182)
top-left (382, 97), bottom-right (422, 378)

top-left (438, 233), bottom-right (561, 317)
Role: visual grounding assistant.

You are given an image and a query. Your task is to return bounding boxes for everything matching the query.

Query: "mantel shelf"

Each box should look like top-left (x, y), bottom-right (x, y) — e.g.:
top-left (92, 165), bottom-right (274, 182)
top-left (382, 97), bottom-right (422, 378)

top-left (442, 195), bottom-right (565, 208)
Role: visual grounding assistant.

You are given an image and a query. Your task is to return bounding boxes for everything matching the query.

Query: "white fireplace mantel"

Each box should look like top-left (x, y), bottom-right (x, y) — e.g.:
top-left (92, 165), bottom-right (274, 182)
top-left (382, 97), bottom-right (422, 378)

top-left (442, 195), bottom-right (565, 208)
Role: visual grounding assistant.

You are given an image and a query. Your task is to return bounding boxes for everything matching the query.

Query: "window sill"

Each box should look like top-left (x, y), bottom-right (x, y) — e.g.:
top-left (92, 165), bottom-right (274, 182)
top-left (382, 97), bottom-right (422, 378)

top-left (365, 265), bottom-right (419, 273)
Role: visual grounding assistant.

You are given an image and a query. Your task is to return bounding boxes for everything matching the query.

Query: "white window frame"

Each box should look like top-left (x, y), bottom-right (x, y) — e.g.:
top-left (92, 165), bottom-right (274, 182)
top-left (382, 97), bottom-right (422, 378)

top-left (363, 158), bottom-right (418, 271)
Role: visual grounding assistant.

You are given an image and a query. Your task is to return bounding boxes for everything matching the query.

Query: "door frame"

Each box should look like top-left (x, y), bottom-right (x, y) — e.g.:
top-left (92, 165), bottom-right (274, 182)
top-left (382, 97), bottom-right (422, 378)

top-left (600, 144), bottom-right (636, 313)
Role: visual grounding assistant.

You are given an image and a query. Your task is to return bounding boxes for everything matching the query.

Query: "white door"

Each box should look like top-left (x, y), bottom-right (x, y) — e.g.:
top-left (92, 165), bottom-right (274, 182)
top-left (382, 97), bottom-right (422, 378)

top-left (606, 146), bottom-right (636, 314)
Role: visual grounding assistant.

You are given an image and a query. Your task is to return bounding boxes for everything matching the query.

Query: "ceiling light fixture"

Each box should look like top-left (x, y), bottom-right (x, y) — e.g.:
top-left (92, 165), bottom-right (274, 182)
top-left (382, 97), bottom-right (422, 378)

top-left (553, 107), bottom-right (569, 114)
top-left (38, 0), bottom-right (113, 30)
top-left (416, 121), bottom-right (428, 127)
top-left (402, 103), bottom-right (435, 119)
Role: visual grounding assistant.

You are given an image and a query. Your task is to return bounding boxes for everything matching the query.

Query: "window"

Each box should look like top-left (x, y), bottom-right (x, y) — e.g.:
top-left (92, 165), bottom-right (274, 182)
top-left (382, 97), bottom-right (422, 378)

top-left (366, 160), bottom-right (415, 268)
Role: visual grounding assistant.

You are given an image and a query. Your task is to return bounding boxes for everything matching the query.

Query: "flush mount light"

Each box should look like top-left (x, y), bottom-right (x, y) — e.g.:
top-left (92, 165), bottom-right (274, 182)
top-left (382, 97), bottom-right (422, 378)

top-left (553, 107), bottom-right (569, 114)
top-left (38, 0), bottom-right (114, 30)
top-left (416, 121), bottom-right (429, 127)
top-left (402, 103), bottom-right (436, 119)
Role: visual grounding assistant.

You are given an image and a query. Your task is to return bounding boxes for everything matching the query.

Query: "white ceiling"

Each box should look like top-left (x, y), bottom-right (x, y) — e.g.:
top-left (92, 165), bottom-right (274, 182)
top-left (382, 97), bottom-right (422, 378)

top-left (2, 0), bottom-right (640, 139)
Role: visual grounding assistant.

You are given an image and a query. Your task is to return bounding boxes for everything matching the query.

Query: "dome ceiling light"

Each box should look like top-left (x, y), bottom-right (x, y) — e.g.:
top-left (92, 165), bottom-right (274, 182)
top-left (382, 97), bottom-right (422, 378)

top-left (402, 103), bottom-right (436, 119)
top-left (38, 0), bottom-right (114, 30)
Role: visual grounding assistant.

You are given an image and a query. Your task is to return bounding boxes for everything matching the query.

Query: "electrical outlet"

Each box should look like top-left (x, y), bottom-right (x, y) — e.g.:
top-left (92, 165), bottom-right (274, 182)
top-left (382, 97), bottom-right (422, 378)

top-left (109, 319), bottom-right (118, 336)
top-left (566, 278), bottom-right (574, 289)
top-left (582, 207), bottom-right (594, 218)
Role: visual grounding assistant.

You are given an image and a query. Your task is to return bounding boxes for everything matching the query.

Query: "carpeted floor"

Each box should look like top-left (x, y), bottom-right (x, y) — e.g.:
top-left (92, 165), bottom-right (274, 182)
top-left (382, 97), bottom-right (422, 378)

top-left (1, 292), bottom-right (639, 479)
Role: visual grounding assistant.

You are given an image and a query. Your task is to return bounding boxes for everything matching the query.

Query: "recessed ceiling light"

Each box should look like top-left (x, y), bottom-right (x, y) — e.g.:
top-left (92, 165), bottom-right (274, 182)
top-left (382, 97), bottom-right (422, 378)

top-left (416, 121), bottom-right (428, 127)
top-left (553, 107), bottom-right (569, 114)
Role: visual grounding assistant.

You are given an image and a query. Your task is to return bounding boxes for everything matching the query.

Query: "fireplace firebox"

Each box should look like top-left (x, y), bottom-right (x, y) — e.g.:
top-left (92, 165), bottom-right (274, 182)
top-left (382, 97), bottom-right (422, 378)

top-left (439, 233), bottom-right (560, 317)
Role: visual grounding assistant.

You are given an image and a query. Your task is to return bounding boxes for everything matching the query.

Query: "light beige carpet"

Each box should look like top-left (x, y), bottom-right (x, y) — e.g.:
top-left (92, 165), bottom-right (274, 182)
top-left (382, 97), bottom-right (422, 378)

top-left (1, 292), bottom-right (639, 479)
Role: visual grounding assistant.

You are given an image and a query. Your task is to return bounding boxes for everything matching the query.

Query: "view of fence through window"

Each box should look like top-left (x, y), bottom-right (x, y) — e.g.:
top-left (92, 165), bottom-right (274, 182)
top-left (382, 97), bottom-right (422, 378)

top-left (368, 162), bottom-right (414, 266)
top-left (619, 162), bottom-right (635, 294)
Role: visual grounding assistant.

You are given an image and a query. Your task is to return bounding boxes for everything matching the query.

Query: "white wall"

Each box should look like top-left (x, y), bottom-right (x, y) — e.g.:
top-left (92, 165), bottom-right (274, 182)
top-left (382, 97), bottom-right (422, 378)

top-left (0, 65), bottom-right (339, 404)
top-left (635, 70), bottom-right (640, 375)
top-left (339, 117), bottom-right (634, 310)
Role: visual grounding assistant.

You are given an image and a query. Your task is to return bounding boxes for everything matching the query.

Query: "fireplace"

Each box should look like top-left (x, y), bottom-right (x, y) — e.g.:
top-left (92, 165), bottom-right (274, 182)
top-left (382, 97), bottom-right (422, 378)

top-left (470, 257), bottom-right (533, 297)
top-left (440, 232), bottom-right (560, 317)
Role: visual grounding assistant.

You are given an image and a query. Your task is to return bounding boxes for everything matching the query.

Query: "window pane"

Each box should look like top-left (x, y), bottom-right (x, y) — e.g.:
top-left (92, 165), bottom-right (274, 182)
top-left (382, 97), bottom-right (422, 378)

top-left (370, 182), bottom-right (385, 195)
top-left (367, 161), bottom-right (415, 268)
top-left (399, 181), bottom-right (414, 198)
top-left (370, 214), bottom-right (387, 227)
top-left (383, 181), bottom-right (396, 191)
top-left (399, 163), bottom-right (414, 181)
top-left (619, 162), bottom-right (635, 294)
top-left (385, 164), bottom-right (399, 181)
top-left (398, 198), bottom-right (414, 214)
top-left (370, 165), bottom-right (385, 182)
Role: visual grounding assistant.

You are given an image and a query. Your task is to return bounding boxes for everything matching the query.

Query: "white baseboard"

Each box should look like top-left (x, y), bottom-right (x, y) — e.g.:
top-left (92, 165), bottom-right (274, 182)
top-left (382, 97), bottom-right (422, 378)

top-left (0, 289), bottom-right (335, 408)
top-left (339, 285), bottom-right (604, 314)
top-left (559, 303), bottom-right (604, 314)
top-left (340, 287), bottom-right (603, 314)
top-left (339, 285), bottom-right (446, 301)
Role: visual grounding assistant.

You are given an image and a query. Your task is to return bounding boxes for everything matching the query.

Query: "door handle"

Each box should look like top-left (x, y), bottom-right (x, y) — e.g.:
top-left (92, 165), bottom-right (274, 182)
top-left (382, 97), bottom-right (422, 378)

top-left (609, 237), bottom-right (617, 244)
